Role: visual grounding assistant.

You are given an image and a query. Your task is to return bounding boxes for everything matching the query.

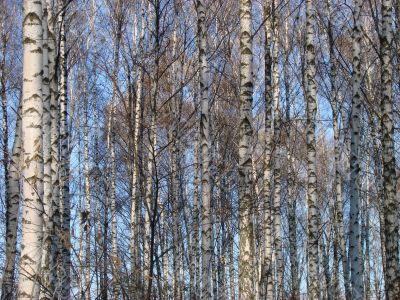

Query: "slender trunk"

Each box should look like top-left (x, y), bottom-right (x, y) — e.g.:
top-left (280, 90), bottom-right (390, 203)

top-left (272, 8), bottom-right (283, 296)
top-left (46, 0), bottom-right (60, 295)
top-left (288, 175), bottom-right (298, 300)
top-left (380, 0), bottom-right (400, 297)
top-left (40, 0), bottom-right (55, 297)
top-left (144, 104), bottom-right (157, 298)
top-left (83, 62), bottom-right (91, 300)
top-left (238, 0), bottom-right (255, 298)
top-left (260, 1), bottom-right (273, 298)
top-left (364, 150), bottom-right (371, 300)
top-left (145, 4), bottom-right (159, 297)
top-left (305, 0), bottom-right (319, 298)
top-left (191, 133), bottom-right (200, 300)
top-left (195, 1), bottom-right (212, 298)
top-left (57, 1), bottom-right (71, 297)
top-left (161, 202), bottom-right (169, 298)
top-left (1, 102), bottom-right (22, 300)
top-left (0, 14), bottom-right (13, 299)
top-left (131, 1), bottom-right (145, 297)
top-left (78, 143), bottom-right (85, 298)
top-left (110, 7), bottom-right (122, 297)
top-left (18, 0), bottom-right (44, 298)
top-left (229, 226), bottom-right (235, 300)
top-left (170, 13), bottom-right (183, 299)
top-left (0, 6), bottom-right (9, 240)
top-left (349, 0), bottom-right (364, 297)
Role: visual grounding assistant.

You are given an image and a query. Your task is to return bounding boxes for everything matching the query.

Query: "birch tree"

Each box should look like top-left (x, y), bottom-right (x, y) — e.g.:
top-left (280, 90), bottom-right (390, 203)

top-left (108, 2), bottom-right (124, 298)
top-left (305, 0), bottom-right (319, 297)
top-left (39, 0), bottom-right (56, 297)
top-left (1, 0), bottom-right (399, 298)
top-left (238, 0), bottom-right (255, 298)
top-left (380, 0), bottom-right (400, 297)
top-left (1, 102), bottom-right (22, 300)
top-left (46, 0), bottom-right (60, 294)
top-left (271, 4), bottom-right (283, 296)
top-left (260, 1), bottom-right (273, 298)
top-left (196, 0), bottom-right (212, 298)
top-left (130, 1), bottom-right (145, 297)
top-left (57, 0), bottom-right (71, 296)
top-left (349, 0), bottom-right (364, 297)
top-left (18, 0), bottom-right (44, 298)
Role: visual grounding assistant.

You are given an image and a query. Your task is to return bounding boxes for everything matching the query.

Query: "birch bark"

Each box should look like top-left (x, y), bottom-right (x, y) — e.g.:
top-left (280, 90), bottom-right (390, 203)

top-left (57, 0), bottom-right (71, 296)
top-left (305, 0), bottom-right (320, 297)
top-left (18, 0), bottom-right (44, 297)
top-left (1, 103), bottom-right (22, 300)
top-left (130, 1), bottom-right (145, 297)
top-left (271, 8), bottom-right (283, 296)
top-left (110, 4), bottom-right (123, 296)
top-left (238, 0), bottom-right (255, 298)
top-left (380, 0), bottom-right (400, 297)
top-left (260, 1), bottom-right (273, 298)
top-left (349, 0), bottom-right (364, 297)
top-left (40, 0), bottom-right (55, 296)
top-left (195, 0), bottom-right (212, 298)
top-left (46, 1), bottom-right (60, 294)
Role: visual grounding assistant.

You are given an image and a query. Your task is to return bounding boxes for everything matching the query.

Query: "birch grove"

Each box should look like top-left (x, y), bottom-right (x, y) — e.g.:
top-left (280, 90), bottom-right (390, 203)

top-left (0, 0), bottom-right (400, 299)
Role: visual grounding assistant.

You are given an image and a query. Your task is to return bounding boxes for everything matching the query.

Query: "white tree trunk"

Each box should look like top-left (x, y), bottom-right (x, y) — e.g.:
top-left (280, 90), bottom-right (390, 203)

top-left (380, 0), bottom-right (400, 297)
top-left (57, 0), bottom-right (71, 297)
top-left (305, 0), bottom-right (320, 298)
top-left (191, 131), bottom-right (200, 299)
top-left (18, 0), bottom-right (44, 298)
top-left (170, 15), bottom-right (183, 299)
top-left (130, 1), bottom-right (145, 297)
top-left (1, 102), bottom-right (22, 300)
top-left (238, 0), bottom-right (255, 298)
top-left (144, 109), bottom-right (156, 296)
top-left (195, 0), bottom-right (212, 298)
top-left (40, 0), bottom-right (55, 297)
top-left (83, 64), bottom-right (91, 300)
top-left (272, 12), bottom-right (283, 297)
top-left (46, 1), bottom-right (60, 295)
top-left (110, 9), bottom-right (122, 297)
top-left (260, 1), bottom-right (273, 298)
top-left (349, 0), bottom-right (364, 297)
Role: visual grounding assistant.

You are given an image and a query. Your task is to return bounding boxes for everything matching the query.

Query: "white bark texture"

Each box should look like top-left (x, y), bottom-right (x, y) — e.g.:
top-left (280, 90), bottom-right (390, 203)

top-left (380, 0), bottom-right (400, 297)
top-left (83, 64), bottom-right (91, 300)
top-left (260, 1), bottom-right (273, 298)
top-left (1, 103), bottom-right (22, 300)
top-left (238, 0), bottom-right (255, 298)
top-left (130, 1), bottom-right (145, 297)
top-left (40, 1), bottom-right (55, 297)
top-left (196, 0), bottom-right (212, 298)
top-left (57, 0), bottom-right (71, 297)
top-left (18, 0), bottom-right (44, 298)
top-left (272, 11), bottom-right (283, 297)
top-left (305, 0), bottom-right (319, 298)
top-left (110, 8), bottom-right (122, 296)
top-left (349, 0), bottom-right (364, 297)
top-left (46, 0), bottom-right (60, 294)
